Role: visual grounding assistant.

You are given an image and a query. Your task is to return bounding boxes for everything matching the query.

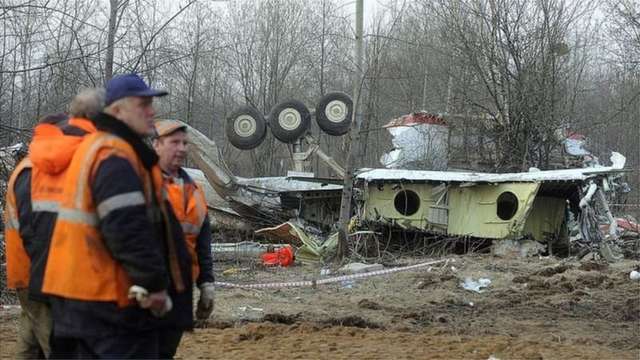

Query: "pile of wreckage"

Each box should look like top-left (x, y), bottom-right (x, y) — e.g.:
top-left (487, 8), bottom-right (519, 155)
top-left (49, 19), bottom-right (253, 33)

top-left (184, 106), bottom-right (637, 264)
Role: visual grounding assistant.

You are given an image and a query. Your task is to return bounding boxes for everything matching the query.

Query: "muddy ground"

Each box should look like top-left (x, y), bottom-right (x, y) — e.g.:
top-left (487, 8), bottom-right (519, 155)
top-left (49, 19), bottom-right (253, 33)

top-left (1, 254), bottom-right (639, 359)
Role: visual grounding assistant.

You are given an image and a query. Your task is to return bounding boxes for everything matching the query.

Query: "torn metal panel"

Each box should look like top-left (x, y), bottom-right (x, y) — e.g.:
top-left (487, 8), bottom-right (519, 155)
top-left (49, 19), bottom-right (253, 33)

top-left (522, 196), bottom-right (567, 242)
top-left (255, 222), bottom-right (307, 247)
top-left (563, 133), bottom-right (590, 156)
top-left (255, 222), bottom-right (337, 263)
top-left (380, 112), bottom-right (449, 171)
top-left (237, 176), bottom-right (342, 192)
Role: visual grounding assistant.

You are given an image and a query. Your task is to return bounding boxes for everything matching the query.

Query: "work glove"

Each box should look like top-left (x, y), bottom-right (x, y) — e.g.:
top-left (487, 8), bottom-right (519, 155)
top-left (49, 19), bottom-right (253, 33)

top-left (196, 282), bottom-right (215, 320)
top-left (128, 286), bottom-right (173, 317)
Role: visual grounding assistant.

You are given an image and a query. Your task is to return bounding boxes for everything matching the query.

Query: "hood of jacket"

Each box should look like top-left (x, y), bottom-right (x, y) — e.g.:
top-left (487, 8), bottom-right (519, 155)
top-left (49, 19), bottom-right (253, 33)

top-left (29, 119), bottom-right (93, 174)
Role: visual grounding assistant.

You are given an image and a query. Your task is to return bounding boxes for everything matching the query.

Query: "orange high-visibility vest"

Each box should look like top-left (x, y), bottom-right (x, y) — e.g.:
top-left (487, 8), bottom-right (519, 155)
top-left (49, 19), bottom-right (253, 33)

top-left (28, 119), bottom-right (95, 297)
top-left (165, 175), bottom-right (207, 281)
top-left (4, 158), bottom-right (32, 289)
top-left (30, 119), bottom-right (95, 216)
top-left (4, 118), bottom-right (96, 291)
top-left (42, 131), bottom-right (165, 307)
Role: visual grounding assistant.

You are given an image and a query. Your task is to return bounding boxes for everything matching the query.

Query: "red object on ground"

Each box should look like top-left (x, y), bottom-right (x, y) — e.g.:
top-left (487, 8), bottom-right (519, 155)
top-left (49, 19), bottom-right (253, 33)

top-left (261, 246), bottom-right (295, 267)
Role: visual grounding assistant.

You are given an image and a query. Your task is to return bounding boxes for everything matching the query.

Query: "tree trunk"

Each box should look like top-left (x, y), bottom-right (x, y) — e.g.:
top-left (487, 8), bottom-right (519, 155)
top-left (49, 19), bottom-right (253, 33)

top-left (105, 0), bottom-right (119, 81)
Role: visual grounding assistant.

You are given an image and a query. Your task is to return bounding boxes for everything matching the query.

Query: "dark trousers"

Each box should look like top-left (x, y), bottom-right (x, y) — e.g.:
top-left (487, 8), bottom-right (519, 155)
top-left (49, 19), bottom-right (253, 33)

top-left (50, 330), bottom-right (159, 359)
top-left (158, 328), bottom-right (184, 359)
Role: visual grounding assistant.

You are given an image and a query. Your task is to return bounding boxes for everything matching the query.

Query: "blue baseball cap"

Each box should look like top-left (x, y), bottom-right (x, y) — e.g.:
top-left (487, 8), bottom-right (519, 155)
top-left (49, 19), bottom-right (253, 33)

top-left (105, 73), bottom-right (168, 106)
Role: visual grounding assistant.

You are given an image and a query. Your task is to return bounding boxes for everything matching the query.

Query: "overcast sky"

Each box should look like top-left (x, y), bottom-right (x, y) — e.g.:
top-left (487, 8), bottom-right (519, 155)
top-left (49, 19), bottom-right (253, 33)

top-left (162, 0), bottom-right (389, 29)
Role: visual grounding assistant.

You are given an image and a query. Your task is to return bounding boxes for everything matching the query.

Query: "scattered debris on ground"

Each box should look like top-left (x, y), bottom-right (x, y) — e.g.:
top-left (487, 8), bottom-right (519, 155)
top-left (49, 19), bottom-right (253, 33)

top-left (4, 254), bottom-right (636, 359)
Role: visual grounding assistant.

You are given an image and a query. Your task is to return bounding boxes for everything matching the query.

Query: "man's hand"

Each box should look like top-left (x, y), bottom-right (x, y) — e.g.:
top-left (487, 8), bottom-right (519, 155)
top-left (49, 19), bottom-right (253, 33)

top-left (129, 286), bottom-right (172, 317)
top-left (196, 282), bottom-right (215, 320)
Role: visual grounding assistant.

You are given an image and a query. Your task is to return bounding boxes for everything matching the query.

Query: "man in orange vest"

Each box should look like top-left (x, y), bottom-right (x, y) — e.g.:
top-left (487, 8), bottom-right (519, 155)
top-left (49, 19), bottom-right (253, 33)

top-left (41, 74), bottom-right (191, 359)
top-left (4, 89), bottom-right (104, 359)
top-left (152, 120), bottom-right (215, 358)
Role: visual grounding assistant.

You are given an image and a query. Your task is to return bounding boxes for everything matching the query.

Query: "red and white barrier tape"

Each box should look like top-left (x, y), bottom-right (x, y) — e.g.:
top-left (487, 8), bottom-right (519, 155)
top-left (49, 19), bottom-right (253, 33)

top-left (214, 259), bottom-right (450, 289)
top-left (0, 260), bottom-right (451, 312)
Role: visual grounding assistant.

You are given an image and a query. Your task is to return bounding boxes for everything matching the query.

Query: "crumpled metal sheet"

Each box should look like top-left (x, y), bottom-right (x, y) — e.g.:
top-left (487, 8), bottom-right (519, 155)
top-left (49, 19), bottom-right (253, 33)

top-left (255, 222), bottom-right (338, 264)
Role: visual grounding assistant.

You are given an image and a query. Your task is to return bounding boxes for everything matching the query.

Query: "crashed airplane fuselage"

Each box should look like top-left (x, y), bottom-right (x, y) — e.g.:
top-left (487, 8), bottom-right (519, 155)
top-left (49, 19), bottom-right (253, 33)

top-left (182, 123), bottom-right (628, 247)
top-left (355, 163), bottom-right (627, 242)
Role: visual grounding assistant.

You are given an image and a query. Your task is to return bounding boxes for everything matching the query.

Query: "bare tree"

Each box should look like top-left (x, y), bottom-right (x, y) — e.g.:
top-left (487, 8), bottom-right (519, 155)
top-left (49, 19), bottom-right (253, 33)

top-left (105, 0), bottom-right (119, 81)
top-left (427, 0), bottom-right (597, 170)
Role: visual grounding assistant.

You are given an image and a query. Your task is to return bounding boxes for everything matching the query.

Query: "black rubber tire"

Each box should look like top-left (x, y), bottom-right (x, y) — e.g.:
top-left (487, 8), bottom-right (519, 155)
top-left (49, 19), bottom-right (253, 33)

top-left (268, 100), bottom-right (311, 143)
top-left (226, 106), bottom-right (267, 150)
top-left (315, 92), bottom-right (353, 136)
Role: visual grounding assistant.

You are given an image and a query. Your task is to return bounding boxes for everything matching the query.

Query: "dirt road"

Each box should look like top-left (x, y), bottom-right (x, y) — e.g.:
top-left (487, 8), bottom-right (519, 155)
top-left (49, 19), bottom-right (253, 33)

top-left (2, 255), bottom-right (639, 359)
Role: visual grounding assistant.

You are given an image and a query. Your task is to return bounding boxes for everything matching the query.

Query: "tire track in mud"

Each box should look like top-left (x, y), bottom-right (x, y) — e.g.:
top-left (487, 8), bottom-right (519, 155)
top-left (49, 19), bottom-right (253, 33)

top-left (198, 260), bottom-right (639, 356)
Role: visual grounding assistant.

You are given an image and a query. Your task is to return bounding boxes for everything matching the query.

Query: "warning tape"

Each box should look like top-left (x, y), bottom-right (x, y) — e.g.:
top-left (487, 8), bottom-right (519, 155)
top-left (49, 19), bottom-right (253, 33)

top-left (0, 260), bottom-right (452, 313)
top-left (214, 259), bottom-right (451, 289)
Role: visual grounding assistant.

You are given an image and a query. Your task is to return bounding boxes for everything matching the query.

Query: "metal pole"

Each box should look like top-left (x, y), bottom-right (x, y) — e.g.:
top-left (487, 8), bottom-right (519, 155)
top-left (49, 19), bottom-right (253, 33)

top-left (337, 0), bottom-right (363, 260)
top-left (292, 138), bottom-right (305, 172)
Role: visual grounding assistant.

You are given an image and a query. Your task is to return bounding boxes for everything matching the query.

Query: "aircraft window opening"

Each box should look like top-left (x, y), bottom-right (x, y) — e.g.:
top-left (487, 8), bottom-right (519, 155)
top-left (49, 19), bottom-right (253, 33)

top-left (497, 192), bottom-right (518, 220)
top-left (394, 190), bottom-right (420, 216)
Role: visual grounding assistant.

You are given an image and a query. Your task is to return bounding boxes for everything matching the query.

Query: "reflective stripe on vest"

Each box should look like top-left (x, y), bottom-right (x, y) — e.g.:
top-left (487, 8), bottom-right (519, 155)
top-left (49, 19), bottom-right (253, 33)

top-left (31, 200), bottom-right (59, 213)
top-left (57, 207), bottom-right (99, 226)
top-left (4, 207), bottom-right (20, 231)
top-left (96, 191), bottom-right (146, 219)
top-left (181, 222), bottom-right (200, 235)
top-left (73, 134), bottom-right (119, 208)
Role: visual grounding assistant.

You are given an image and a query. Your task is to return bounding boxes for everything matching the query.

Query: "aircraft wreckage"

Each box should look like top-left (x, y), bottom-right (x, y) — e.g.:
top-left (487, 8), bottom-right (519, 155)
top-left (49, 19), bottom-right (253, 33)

top-left (179, 94), bottom-right (633, 261)
top-left (0, 95), bottom-right (631, 261)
